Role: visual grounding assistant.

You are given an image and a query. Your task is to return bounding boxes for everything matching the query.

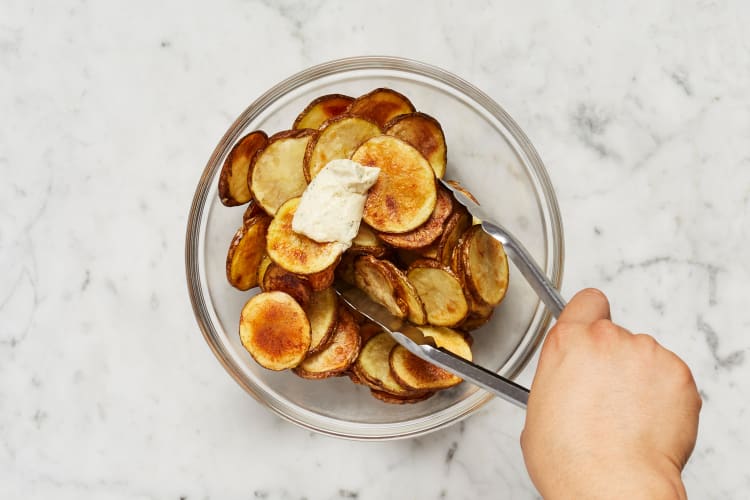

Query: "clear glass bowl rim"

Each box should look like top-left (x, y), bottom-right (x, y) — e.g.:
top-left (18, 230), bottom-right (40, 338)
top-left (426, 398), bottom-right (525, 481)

top-left (185, 56), bottom-right (564, 440)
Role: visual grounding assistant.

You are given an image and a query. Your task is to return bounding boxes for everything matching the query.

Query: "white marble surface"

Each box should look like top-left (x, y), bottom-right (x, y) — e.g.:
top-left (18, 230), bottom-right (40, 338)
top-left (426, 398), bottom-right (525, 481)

top-left (2, 0), bottom-right (749, 498)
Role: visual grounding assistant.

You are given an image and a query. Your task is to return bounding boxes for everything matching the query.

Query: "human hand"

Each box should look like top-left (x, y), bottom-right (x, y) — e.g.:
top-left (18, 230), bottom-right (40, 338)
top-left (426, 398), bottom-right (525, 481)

top-left (521, 289), bottom-right (701, 499)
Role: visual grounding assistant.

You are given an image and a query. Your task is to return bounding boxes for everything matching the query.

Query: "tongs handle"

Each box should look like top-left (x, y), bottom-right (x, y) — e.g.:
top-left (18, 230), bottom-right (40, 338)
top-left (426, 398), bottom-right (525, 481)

top-left (481, 220), bottom-right (566, 318)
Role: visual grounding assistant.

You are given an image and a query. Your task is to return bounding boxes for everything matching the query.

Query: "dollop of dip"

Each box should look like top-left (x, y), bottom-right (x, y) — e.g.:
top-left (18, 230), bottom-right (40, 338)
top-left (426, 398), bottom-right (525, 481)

top-left (291, 159), bottom-right (380, 249)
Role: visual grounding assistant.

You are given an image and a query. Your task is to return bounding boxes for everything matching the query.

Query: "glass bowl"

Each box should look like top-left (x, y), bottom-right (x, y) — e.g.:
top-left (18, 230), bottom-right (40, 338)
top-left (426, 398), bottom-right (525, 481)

top-left (185, 56), bottom-right (564, 440)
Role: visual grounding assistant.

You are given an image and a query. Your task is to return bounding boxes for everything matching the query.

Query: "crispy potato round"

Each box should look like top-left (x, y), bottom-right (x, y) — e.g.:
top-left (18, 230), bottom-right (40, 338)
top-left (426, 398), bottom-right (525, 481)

top-left (353, 136), bottom-right (437, 234)
top-left (306, 263), bottom-right (337, 291)
top-left (462, 225), bottom-right (509, 306)
top-left (256, 253), bottom-right (273, 286)
top-left (369, 388), bottom-right (434, 404)
top-left (406, 260), bottom-right (469, 327)
top-left (385, 112), bottom-right (447, 179)
top-left (444, 179), bottom-right (479, 204)
top-left (303, 114), bottom-right (381, 181)
top-left (250, 129), bottom-right (315, 216)
top-left (294, 306), bottom-right (360, 379)
top-left (303, 287), bottom-right (339, 354)
top-left (261, 262), bottom-right (312, 307)
top-left (437, 205), bottom-right (472, 265)
top-left (378, 186), bottom-right (453, 249)
top-left (354, 332), bottom-right (424, 397)
top-left (239, 291), bottom-right (311, 370)
top-left (242, 199), bottom-right (265, 225)
top-left (354, 255), bottom-right (408, 318)
top-left (293, 94), bottom-right (354, 130)
top-left (266, 197), bottom-right (346, 275)
top-left (349, 224), bottom-right (388, 257)
top-left (225, 215), bottom-right (271, 291)
top-left (386, 262), bottom-right (426, 325)
top-left (347, 88), bottom-right (416, 128)
top-left (218, 131), bottom-right (268, 206)
top-left (390, 327), bottom-right (472, 391)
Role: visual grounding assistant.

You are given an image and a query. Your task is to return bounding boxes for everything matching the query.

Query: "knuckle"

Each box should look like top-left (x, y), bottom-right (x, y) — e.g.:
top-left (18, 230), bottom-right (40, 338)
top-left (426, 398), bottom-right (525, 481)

top-left (590, 318), bottom-right (615, 336)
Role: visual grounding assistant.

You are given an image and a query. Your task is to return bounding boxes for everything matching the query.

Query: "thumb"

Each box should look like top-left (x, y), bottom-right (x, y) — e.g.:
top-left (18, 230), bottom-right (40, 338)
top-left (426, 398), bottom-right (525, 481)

top-left (557, 288), bottom-right (611, 325)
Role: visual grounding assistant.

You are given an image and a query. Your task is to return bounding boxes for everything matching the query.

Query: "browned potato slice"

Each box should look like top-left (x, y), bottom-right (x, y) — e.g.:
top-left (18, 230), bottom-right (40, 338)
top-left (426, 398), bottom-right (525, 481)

top-left (349, 224), bottom-right (388, 257)
top-left (437, 205), bottom-right (472, 265)
top-left (239, 291), bottom-right (311, 370)
top-left (294, 306), bottom-right (360, 379)
top-left (353, 136), bottom-right (437, 234)
top-left (369, 388), bottom-right (434, 404)
top-left (303, 287), bottom-right (338, 354)
top-left (261, 262), bottom-right (312, 307)
top-left (306, 263), bottom-right (337, 291)
top-left (242, 199), bottom-right (265, 225)
top-left (461, 307), bottom-right (495, 331)
top-left (266, 197), bottom-right (345, 274)
top-left (384, 112), bottom-right (447, 179)
top-left (386, 262), bottom-right (426, 325)
top-left (461, 225), bottom-right (509, 306)
top-left (218, 131), bottom-right (268, 206)
top-left (353, 332), bottom-right (425, 397)
top-left (303, 114), bottom-right (381, 181)
top-left (293, 94), bottom-right (354, 130)
top-left (378, 186), bottom-right (453, 249)
top-left (250, 129), bottom-right (316, 215)
top-left (444, 179), bottom-right (479, 204)
top-left (358, 321), bottom-right (384, 343)
top-left (354, 255), bottom-right (408, 318)
top-left (347, 88), bottom-right (416, 128)
top-left (256, 253), bottom-right (273, 285)
top-left (406, 260), bottom-right (469, 326)
top-left (390, 327), bottom-right (472, 391)
top-left (225, 215), bottom-right (271, 291)
top-left (335, 252), bottom-right (357, 285)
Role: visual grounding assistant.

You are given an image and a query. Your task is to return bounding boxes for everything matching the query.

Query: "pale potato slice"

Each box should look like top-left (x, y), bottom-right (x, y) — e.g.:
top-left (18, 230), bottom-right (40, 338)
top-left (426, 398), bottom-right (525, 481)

top-left (347, 88), bottom-right (416, 128)
top-left (461, 225), bottom-right (509, 306)
top-left (261, 262), bottom-right (312, 307)
top-left (225, 215), bottom-right (271, 291)
top-left (354, 255), bottom-right (408, 318)
top-left (219, 131), bottom-right (268, 206)
top-left (378, 186), bottom-right (453, 249)
top-left (294, 306), bottom-right (360, 379)
top-left (407, 260), bottom-right (469, 327)
top-left (353, 136), bottom-right (437, 234)
top-left (349, 224), bottom-right (388, 257)
top-left (250, 129), bottom-right (315, 215)
top-left (303, 114), bottom-right (381, 181)
top-left (417, 325), bottom-right (472, 359)
top-left (389, 327), bottom-right (472, 391)
top-left (293, 94), bottom-right (354, 130)
top-left (353, 332), bottom-right (425, 397)
top-left (303, 287), bottom-right (338, 354)
top-left (239, 291), bottom-right (311, 370)
top-left (266, 197), bottom-right (345, 274)
top-left (385, 112), bottom-right (447, 179)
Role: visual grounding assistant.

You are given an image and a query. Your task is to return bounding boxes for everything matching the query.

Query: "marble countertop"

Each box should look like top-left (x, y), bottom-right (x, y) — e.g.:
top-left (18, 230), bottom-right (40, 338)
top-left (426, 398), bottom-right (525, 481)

top-left (2, 1), bottom-right (749, 498)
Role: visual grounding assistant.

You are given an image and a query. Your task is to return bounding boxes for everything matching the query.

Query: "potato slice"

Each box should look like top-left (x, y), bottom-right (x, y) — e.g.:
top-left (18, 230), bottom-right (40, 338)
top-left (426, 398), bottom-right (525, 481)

top-left (384, 112), bottom-right (447, 179)
top-left (406, 260), bottom-right (469, 327)
top-left (303, 114), bottom-right (381, 181)
top-left (461, 307), bottom-right (495, 331)
top-left (354, 332), bottom-right (425, 397)
top-left (294, 306), bottom-right (360, 379)
top-left (389, 327), bottom-right (472, 391)
top-left (225, 215), bottom-right (271, 291)
top-left (303, 287), bottom-right (338, 354)
top-left (437, 205), bottom-right (472, 265)
top-left (306, 263), bottom-right (337, 291)
top-left (387, 262), bottom-right (426, 325)
top-left (354, 255), bottom-right (408, 319)
top-left (444, 179), bottom-right (479, 204)
top-left (261, 262), bottom-right (312, 307)
top-left (239, 291), bottom-right (311, 370)
top-left (378, 186), bottom-right (453, 249)
top-left (266, 197), bottom-right (345, 274)
top-left (250, 129), bottom-right (315, 215)
top-left (347, 88), bottom-right (416, 128)
top-left (358, 321), bottom-right (384, 343)
top-left (242, 199), bottom-right (265, 225)
top-left (349, 224), bottom-right (388, 257)
top-left (293, 94), bottom-right (354, 130)
top-left (256, 253), bottom-right (273, 285)
top-left (461, 225), bottom-right (509, 306)
top-left (353, 136), bottom-right (437, 234)
top-left (369, 389), bottom-right (434, 404)
top-left (218, 131), bottom-right (268, 206)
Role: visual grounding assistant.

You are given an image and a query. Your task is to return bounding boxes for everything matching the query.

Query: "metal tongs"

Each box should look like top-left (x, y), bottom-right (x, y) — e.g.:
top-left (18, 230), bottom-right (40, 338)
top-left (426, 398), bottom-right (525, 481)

top-left (336, 179), bottom-right (566, 409)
